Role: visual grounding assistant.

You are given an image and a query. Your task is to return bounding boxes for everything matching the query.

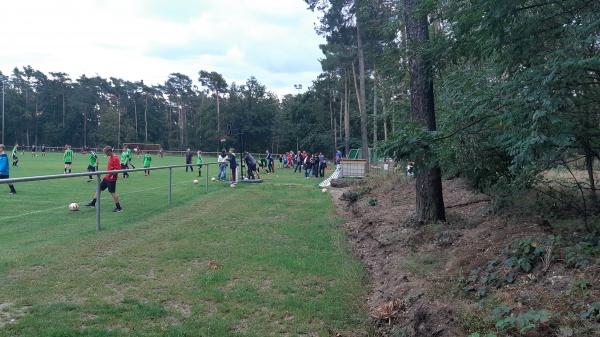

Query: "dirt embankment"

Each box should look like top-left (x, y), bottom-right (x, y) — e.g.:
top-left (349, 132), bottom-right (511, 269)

top-left (330, 176), bottom-right (599, 337)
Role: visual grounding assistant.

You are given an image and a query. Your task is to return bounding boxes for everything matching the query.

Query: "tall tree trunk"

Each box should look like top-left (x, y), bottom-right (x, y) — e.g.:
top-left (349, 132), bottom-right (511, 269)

top-left (356, 21), bottom-right (369, 165)
top-left (118, 106), bottom-right (121, 148)
top-left (584, 143), bottom-right (598, 205)
top-left (373, 80), bottom-right (378, 145)
top-left (329, 93), bottom-right (336, 155)
top-left (344, 71), bottom-right (350, 156)
top-left (34, 100), bottom-right (38, 145)
top-left (62, 91), bottom-right (65, 128)
top-left (404, 0), bottom-right (446, 222)
top-left (134, 98), bottom-right (138, 141)
top-left (144, 94), bottom-right (148, 142)
top-left (83, 110), bottom-right (87, 147)
top-left (334, 94), bottom-right (339, 152)
top-left (216, 90), bottom-right (221, 133)
top-left (382, 94), bottom-right (388, 141)
top-left (339, 87), bottom-right (343, 145)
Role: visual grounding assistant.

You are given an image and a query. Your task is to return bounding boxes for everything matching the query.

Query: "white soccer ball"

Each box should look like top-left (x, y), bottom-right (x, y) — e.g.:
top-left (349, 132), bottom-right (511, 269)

top-left (321, 188), bottom-right (328, 193)
top-left (193, 179), bottom-right (199, 184)
top-left (68, 203), bottom-right (80, 211)
top-left (230, 183), bottom-right (236, 188)
top-left (211, 177), bottom-right (216, 181)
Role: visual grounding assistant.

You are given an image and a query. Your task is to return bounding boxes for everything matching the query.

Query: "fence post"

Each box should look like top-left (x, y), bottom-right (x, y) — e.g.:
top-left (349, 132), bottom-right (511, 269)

top-left (205, 164), bottom-right (209, 192)
top-left (168, 167), bottom-right (172, 206)
top-left (95, 174), bottom-right (101, 232)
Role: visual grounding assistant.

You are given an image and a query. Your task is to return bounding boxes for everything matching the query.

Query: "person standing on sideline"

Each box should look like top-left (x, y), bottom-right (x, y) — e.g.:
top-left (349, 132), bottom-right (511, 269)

top-left (41, 144), bottom-right (46, 157)
top-left (228, 149), bottom-right (238, 184)
top-left (335, 149), bottom-right (343, 165)
top-left (64, 145), bottom-right (74, 174)
top-left (304, 153), bottom-right (312, 178)
top-left (294, 151), bottom-right (303, 173)
top-left (185, 148), bottom-right (194, 172)
top-left (87, 150), bottom-right (98, 181)
top-left (85, 146), bottom-right (123, 213)
top-left (266, 150), bottom-right (274, 173)
top-left (218, 150), bottom-right (227, 181)
top-left (31, 144), bottom-right (37, 156)
top-left (244, 152), bottom-right (259, 180)
top-left (319, 153), bottom-right (327, 178)
top-left (0, 144), bottom-right (17, 195)
top-left (11, 144), bottom-right (19, 167)
top-left (312, 153), bottom-right (319, 178)
top-left (143, 151), bottom-right (152, 176)
top-left (196, 151), bottom-right (203, 177)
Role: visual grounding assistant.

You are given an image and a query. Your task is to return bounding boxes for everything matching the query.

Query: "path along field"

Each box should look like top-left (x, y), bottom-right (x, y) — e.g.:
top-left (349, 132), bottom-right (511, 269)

top-left (0, 153), bottom-right (368, 336)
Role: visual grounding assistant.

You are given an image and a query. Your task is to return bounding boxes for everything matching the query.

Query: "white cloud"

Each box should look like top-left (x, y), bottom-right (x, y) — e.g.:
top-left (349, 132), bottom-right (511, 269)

top-left (0, 0), bottom-right (324, 95)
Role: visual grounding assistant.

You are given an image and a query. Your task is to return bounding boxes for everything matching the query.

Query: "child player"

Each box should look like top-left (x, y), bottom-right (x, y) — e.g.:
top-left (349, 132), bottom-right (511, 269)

top-left (12, 144), bottom-right (18, 167)
top-left (85, 146), bottom-right (123, 212)
top-left (64, 145), bottom-right (74, 174)
top-left (120, 146), bottom-right (130, 178)
top-left (143, 151), bottom-right (152, 176)
top-left (0, 144), bottom-right (17, 194)
top-left (87, 149), bottom-right (98, 182)
top-left (196, 150), bottom-right (203, 177)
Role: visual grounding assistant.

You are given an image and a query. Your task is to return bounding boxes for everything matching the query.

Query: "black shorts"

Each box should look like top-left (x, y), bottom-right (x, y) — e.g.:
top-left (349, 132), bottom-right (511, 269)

top-left (65, 162), bottom-right (72, 165)
top-left (100, 180), bottom-right (117, 193)
top-left (88, 165), bottom-right (96, 172)
top-left (0, 175), bottom-right (9, 180)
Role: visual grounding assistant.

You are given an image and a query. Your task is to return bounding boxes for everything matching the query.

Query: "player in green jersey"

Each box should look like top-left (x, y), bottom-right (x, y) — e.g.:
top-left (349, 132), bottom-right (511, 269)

top-left (120, 146), bottom-right (130, 178)
top-left (11, 144), bottom-right (19, 167)
top-left (64, 145), bottom-right (74, 174)
top-left (87, 150), bottom-right (98, 181)
top-left (196, 150), bottom-right (203, 177)
top-left (143, 151), bottom-right (152, 176)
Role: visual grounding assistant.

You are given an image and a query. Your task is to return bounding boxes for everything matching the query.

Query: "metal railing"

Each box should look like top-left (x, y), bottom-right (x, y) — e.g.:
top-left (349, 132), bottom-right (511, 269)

top-left (0, 163), bottom-right (221, 232)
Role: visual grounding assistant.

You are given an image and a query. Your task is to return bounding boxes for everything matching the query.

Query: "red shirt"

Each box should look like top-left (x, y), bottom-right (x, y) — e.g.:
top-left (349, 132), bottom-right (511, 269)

top-left (104, 154), bottom-right (121, 182)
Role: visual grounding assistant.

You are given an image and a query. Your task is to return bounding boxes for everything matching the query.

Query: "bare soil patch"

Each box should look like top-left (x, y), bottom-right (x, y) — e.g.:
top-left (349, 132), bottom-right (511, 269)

top-left (330, 175), bottom-right (600, 337)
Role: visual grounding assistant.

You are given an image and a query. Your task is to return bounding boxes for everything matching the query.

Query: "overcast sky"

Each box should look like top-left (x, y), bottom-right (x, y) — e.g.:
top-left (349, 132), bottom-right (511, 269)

top-left (0, 0), bottom-right (324, 96)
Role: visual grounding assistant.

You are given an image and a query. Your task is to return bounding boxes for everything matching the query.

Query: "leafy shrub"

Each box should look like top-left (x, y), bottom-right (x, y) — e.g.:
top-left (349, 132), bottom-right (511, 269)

top-left (495, 309), bottom-right (552, 335)
top-left (580, 302), bottom-right (600, 322)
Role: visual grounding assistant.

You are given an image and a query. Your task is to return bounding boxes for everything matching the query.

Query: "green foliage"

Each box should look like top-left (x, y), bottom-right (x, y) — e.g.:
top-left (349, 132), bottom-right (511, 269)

top-left (564, 235), bottom-right (600, 269)
top-left (466, 236), bottom-right (560, 298)
top-left (580, 302), bottom-right (600, 322)
top-left (494, 309), bottom-right (552, 335)
top-left (367, 197), bottom-right (379, 206)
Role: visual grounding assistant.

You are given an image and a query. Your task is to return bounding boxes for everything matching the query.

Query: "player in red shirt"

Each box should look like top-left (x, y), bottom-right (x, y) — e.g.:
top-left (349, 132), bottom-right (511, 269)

top-left (85, 146), bottom-right (123, 212)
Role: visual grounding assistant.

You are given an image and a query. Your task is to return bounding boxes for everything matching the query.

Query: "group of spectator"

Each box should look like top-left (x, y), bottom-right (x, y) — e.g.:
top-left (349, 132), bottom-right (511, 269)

top-left (276, 150), bottom-right (329, 179)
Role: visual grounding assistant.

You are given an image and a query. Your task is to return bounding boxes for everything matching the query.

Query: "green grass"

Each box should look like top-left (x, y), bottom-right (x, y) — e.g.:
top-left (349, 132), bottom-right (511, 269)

top-left (0, 153), bottom-right (369, 336)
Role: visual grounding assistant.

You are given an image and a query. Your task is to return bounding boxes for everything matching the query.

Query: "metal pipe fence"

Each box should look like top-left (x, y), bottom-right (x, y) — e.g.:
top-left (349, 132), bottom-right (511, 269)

top-left (0, 163), bottom-right (220, 232)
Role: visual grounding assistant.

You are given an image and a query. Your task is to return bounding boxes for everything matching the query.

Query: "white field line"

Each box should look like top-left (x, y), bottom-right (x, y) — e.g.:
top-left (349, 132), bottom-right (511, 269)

top-left (0, 181), bottom-right (194, 221)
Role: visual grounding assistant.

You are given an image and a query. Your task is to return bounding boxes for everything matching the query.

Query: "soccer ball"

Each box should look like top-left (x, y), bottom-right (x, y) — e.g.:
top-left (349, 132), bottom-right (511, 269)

top-left (230, 183), bottom-right (236, 188)
top-left (193, 179), bottom-right (199, 184)
top-left (321, 188), bottom-right (328, 193)
top-left (68, 203), bottom-right (80, 211)
top-left (211, 177), bottom-right (216, 181)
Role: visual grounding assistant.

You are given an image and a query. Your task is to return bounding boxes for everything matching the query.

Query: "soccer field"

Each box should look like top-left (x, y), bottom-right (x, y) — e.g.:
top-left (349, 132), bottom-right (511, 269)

top-left (0, 153), bottom-right (368, 336)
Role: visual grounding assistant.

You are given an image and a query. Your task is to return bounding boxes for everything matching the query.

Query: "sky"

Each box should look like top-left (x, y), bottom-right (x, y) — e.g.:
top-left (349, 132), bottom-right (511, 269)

top-left (0, 0), bottom-right (325, 96)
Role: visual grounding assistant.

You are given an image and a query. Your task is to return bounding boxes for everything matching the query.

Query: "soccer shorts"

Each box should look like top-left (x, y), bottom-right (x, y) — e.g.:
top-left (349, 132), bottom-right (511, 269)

top-left (100, 180), bottom-right (117, 193)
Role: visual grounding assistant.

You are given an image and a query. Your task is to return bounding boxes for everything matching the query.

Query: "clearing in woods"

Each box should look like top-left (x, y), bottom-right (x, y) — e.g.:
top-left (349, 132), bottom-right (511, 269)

top-left (0, 153), bottom-right (368, 336)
